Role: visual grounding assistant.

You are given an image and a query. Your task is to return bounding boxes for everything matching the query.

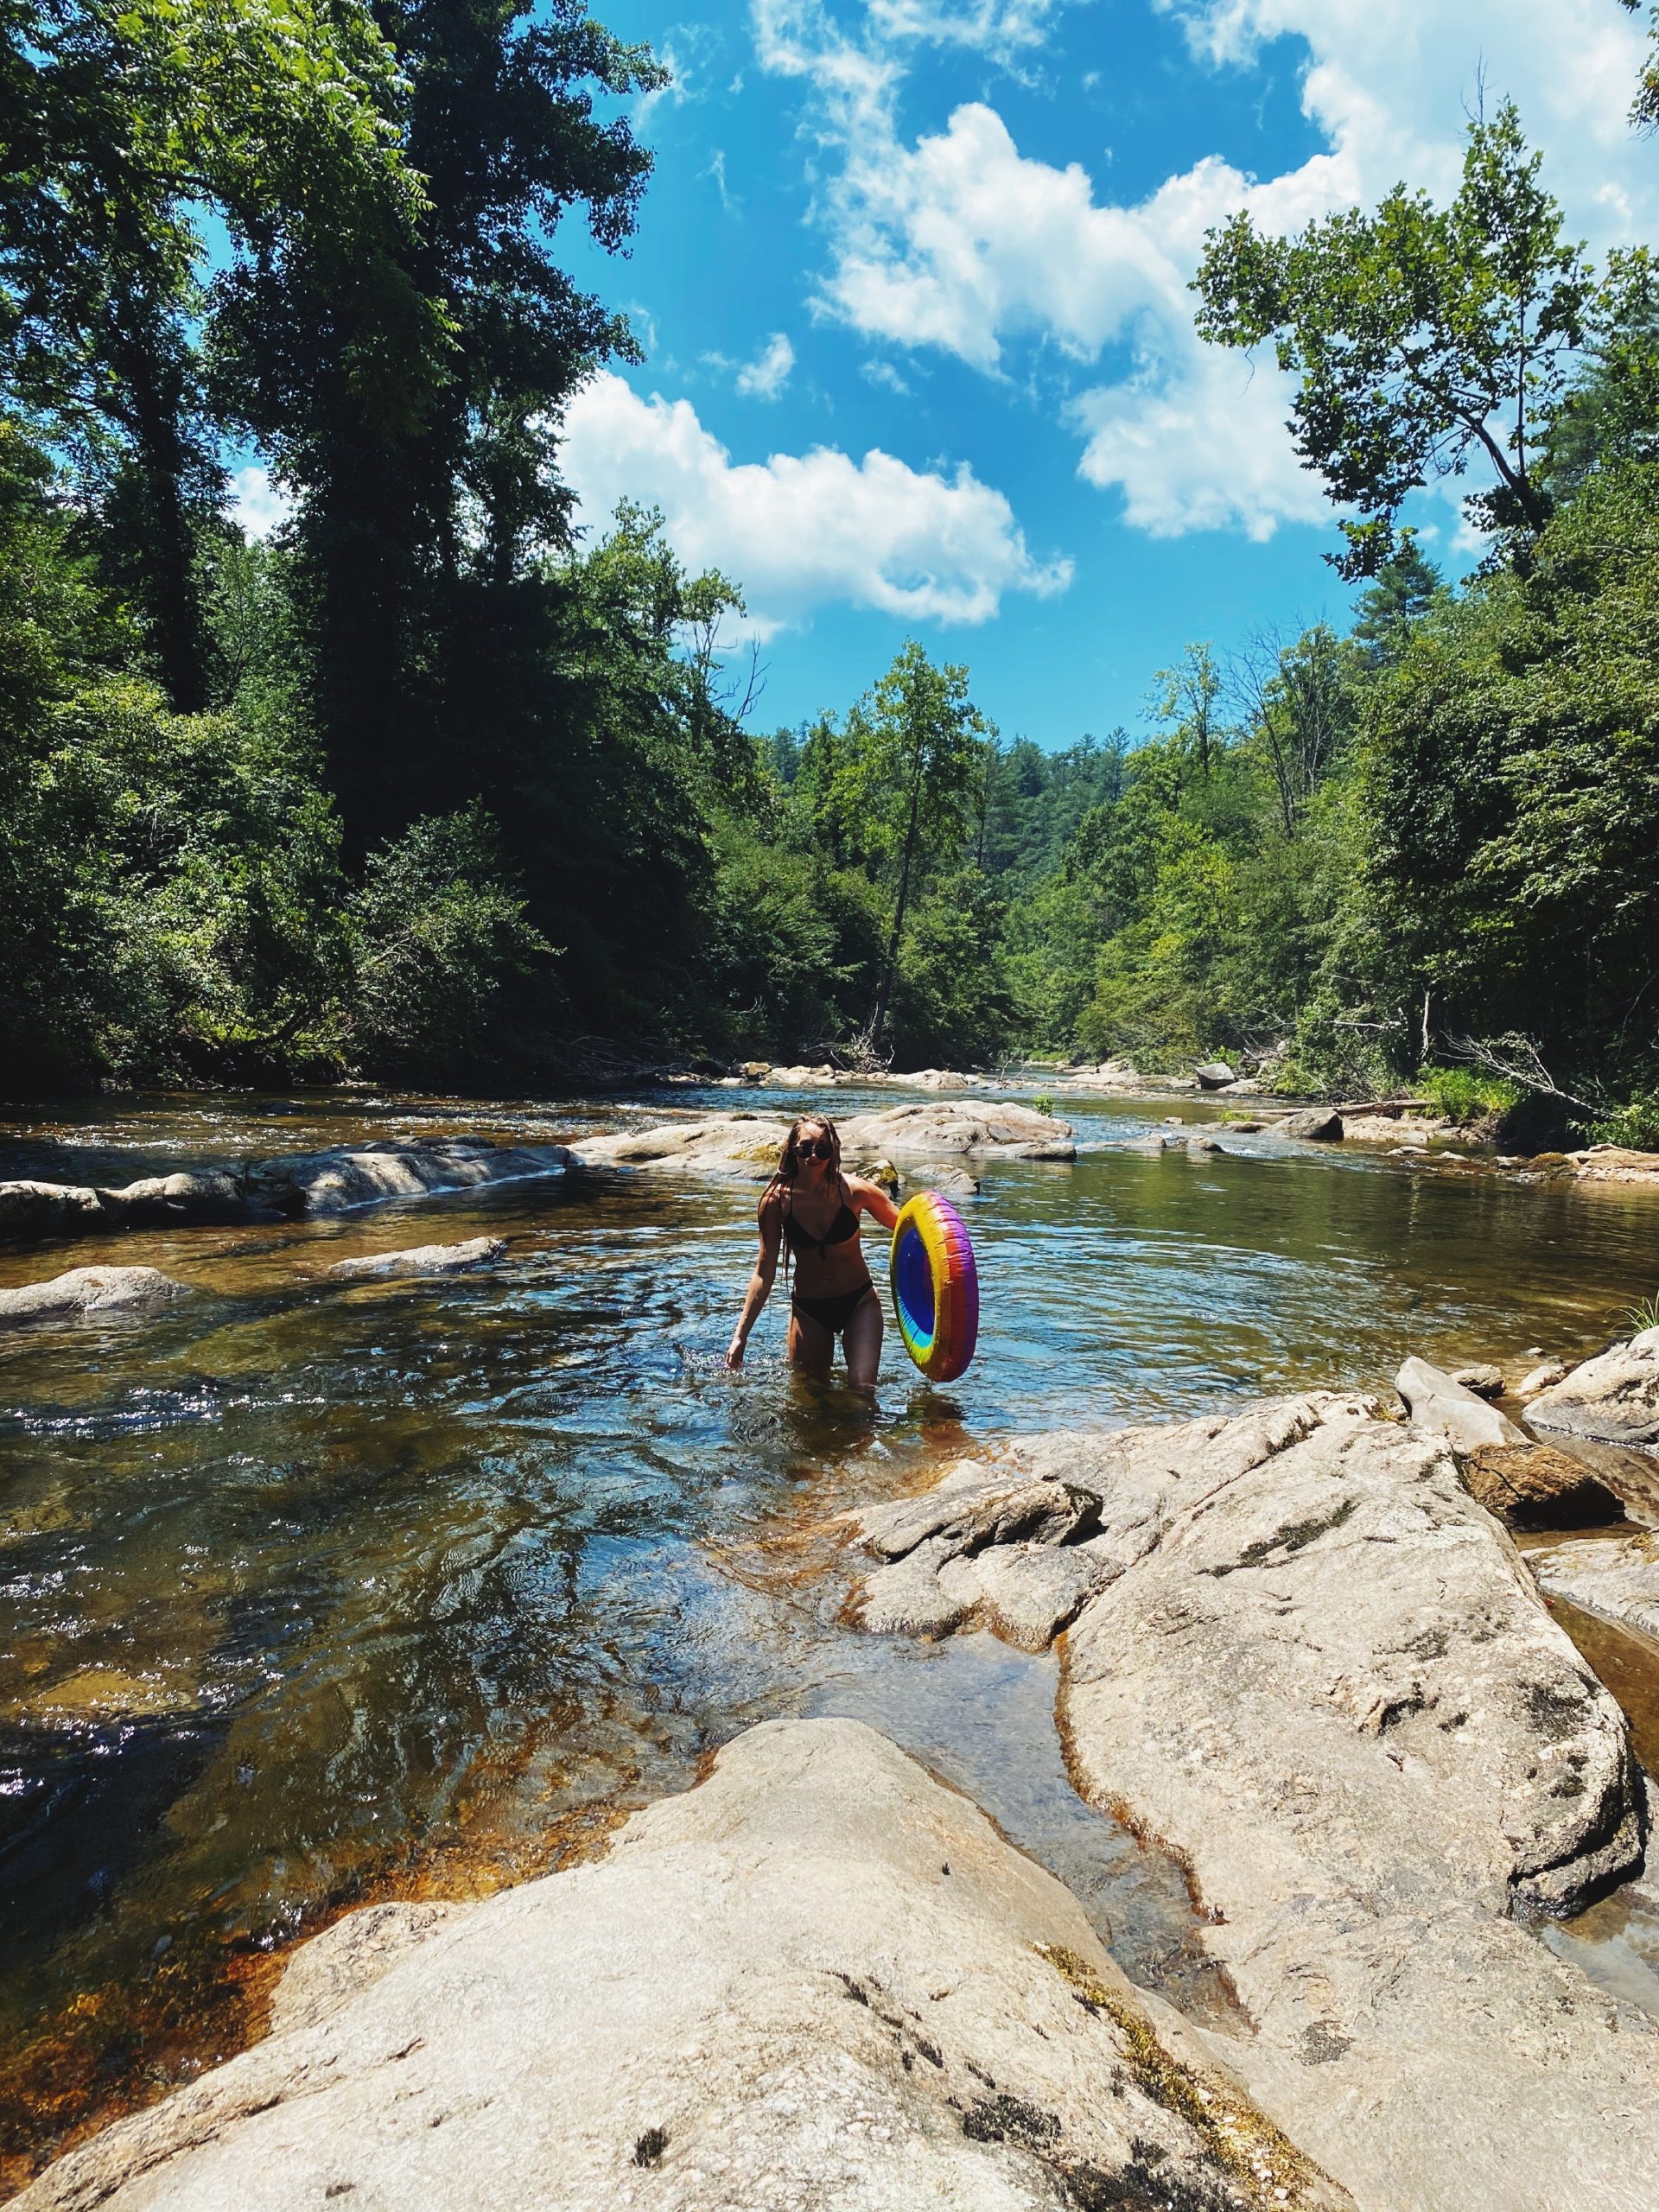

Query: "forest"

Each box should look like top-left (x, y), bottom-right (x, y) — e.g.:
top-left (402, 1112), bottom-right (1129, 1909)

top-left (2, 0), bottom-right (1657, 1148)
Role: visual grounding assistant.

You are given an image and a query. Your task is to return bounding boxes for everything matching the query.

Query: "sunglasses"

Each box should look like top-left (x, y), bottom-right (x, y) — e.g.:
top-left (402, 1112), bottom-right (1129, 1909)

top-left (797, 1137), bottom-right (834, 1160)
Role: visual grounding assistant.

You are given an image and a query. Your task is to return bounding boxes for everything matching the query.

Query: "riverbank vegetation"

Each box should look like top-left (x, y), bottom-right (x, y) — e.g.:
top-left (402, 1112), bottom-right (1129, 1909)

top-left (2, 1), bottom-right (1656, 1142)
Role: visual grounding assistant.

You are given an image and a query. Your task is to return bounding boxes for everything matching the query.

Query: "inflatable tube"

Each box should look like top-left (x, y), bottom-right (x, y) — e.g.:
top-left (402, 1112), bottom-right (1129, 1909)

top-left (889, 1192), bottom-right (979, 1382)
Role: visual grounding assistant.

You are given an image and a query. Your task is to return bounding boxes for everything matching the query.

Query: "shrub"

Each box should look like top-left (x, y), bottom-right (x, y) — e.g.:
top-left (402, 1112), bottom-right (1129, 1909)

top-left (1418, 1065), bottom-right (1524, 1125)
top-left (1593, 1091), bottom-right (1659, 1153)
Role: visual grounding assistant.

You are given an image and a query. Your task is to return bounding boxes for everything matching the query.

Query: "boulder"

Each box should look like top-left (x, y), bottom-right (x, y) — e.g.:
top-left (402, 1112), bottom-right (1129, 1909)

top-left (1120, 1134), bottom-right (1168, 1155)
top-left (0, 1265), bottom-right (188, 1326)
top-left (836, 1101), bottom-right (1075, 1162)
top-left (855, 1463), bottom-right (1102, 1562)
top-left (1185, 1135), bottom-right (1224, 1156)
top-left (1280, 1108), bottom-right (1344, 1141)
top-left (1457, 1442), bottom-right (1624, 1529)
top-left (1194, 1061), bottom-right (1237, 1089)
top-left (326, 1236), bottom-right (507, 1282)
top-left (0, 1179), bottom-right (109, 1236)
top-left (1449, 1363), bottom-right (1504, 1399)
top-left (910, 1160), bottom-right (980, 1200)
top-left (15, 1719), bottom-right (1353, 2212)
top-left (1039, 1396), bottom-right (1654, 2212)
top-left (249, 1141), bottom-right (571, 1216)
top-left (1528, 1329), bottom-right (1659, 1454)
top-left (569, 1103), bottom-right (1075, 1182)
top-left (1396, 1355), bottom-right (1528, 1454)
top-left (1529, 1531), bottom-right (1659, 1641)
top-left (1565, 1144), bottom-right (1659, 1185)
top-left (1516, 1358), bottom-right (1571, 1398)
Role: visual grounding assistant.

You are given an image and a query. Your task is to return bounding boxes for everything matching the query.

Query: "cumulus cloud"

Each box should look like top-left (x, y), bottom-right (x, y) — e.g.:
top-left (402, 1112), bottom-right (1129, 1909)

top-left (230, 464), bottom-right (289, 540)
top-left (734, 332), bottom-right (797, 398)
top-left (559, 370), bottom-right (1071, 636)
top-left (761, 0), bottom-right (1659, 541)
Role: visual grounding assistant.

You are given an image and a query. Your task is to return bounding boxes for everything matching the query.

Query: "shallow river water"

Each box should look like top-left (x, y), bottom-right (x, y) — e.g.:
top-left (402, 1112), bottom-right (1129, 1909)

top-left (3, 1080), bottom-right (1658, 2186)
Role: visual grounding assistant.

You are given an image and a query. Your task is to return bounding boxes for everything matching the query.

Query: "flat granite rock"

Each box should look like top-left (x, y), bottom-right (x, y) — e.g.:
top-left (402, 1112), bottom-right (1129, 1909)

top-left (16, 1719), bottom-right (1353, 2212)
top-left (1046, 1395), bottom-right (1656, 2212)
top-left (0, 1265), bottom-right (188, 1326)
top-left (569, 1103), bottom-right (1076, 1182)
top-left (326, 1236), bottom-right (507, 1281)
top-left (1529, 1529), bottom-right (1659, 1641)
top-left (1528, 1327), bottom-right (1659, 1454)
top-left (1396, 1354), bottom-right (1528, 1454)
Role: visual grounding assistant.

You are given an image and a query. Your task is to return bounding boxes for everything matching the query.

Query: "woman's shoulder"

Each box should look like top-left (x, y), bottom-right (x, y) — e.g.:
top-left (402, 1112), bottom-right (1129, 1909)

top-left (758, 1180), bottom-right (787, 1223)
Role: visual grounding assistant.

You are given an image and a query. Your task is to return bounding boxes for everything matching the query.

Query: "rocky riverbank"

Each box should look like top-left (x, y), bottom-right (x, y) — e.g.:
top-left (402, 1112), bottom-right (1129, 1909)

top-left (19, 1361), bottom-right (1659, 2212)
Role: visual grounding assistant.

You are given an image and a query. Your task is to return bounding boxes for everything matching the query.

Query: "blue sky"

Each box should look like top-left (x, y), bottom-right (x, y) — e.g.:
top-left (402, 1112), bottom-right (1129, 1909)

top-left (241, 2), bottom-right (1659, 752)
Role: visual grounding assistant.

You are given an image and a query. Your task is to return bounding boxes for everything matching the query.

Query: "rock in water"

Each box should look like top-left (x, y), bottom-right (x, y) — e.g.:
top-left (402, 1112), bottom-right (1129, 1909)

top-left (1396, 1355), bottom-right (1528, 1454)
top-left (1048, 1396), bottom-right (1655, 2212)
top-left (327, 1236), bottom-right (507, 1281)
top-left (1528, 1328), bottom-right (1659, 1452)
top-left (250, 1142), bottom-right (570, 1216)
top-left (1279, 1107), bottom-right (1344, 1141)
top-left (1529, 1531), bottom-right (1659, 1641)
top-left (1458, 1442), bottom-right (1624, 1529)
top-left (0, 1266), bottom-right (188, 1326)
top-left (1515, 1358), bottom-right (1571, 1397)
top-left (1450, 1363), bottom-right (1504, 1399)
top-left (1194, 1061), bottom-right (1237, 1089)
top-left (15, 1719), bottom-right (1354, 2212)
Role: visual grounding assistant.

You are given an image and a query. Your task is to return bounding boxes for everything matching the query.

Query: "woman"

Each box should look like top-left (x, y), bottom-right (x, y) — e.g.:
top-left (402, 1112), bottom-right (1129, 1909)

top-left (725, 1115), bottom-right (899, 1389)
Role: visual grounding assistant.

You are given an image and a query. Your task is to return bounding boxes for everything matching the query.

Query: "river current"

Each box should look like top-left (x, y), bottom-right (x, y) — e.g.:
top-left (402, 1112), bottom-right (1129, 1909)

top-left (3, 1079), bottom-right (1657, 2184)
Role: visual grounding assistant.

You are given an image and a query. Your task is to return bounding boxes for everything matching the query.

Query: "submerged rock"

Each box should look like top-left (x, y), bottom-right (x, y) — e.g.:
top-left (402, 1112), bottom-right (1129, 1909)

top-left (1458, 1442), bottom-right (1624, 1529)
top-left (0, 1146), bottom-right (569, 1243)
top-left (1515, 1357), bottom-right (1572, 1397)
top-left (326, 1236), bottom-right (507, 1282)
top-left (909, 1160), bottom-right (981, 1199)
top-left (1529, 1530), bottom-right (1659, 1640)
top-left (846, 1395), bottom-right (1656, 2212)
top-left (1528, 1328), bottom-right (1659, 1454)
top-left (16, 1719), bottom-right (1352, 2212)
top-left (0, 1265), bottom-right (188, 1326)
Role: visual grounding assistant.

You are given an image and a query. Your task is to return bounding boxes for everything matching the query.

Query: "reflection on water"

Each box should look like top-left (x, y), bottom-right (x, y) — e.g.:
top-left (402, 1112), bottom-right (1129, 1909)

top-left (3, 1082), bottom-right (1658, 2184)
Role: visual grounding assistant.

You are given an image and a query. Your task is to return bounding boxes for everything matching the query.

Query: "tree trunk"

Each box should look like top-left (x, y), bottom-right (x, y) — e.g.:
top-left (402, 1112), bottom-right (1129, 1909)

top-left (870, 762), bottom-right (924, 1047)
top-left (115, 322), bottom-right (209, 715)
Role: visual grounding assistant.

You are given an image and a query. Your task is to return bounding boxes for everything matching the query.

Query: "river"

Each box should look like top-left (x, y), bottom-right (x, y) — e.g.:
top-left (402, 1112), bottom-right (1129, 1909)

top-left (3, 1079), bottom-right (1657, 2187)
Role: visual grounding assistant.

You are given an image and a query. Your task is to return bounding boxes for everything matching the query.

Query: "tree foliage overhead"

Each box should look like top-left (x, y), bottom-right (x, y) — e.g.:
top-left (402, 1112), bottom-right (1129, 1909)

top-left (1194, 103), bottom-right (1593, 575)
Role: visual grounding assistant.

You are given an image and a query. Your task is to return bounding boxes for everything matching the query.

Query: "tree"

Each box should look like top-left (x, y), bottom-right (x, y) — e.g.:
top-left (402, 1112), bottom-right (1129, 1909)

top-left (216, 0), bottom-right (666, 853)
top-left (1351, 533), bottom-right (1444, 668)
top-left (1194, 102), bottom-right (1592, 575)
top-left (1152, 643), bottom-right (1220, 779)
top-left (1619, 1), bottom-right (1659, 128)
top-left (852, 643), bottom-right (986, 1048)
top-left (0, 0), bottom-right (426, 710)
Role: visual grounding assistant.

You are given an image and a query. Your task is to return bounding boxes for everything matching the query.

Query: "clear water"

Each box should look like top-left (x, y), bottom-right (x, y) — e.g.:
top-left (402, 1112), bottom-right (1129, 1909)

top-left (3, 1080), bottom-right (1657, 2185)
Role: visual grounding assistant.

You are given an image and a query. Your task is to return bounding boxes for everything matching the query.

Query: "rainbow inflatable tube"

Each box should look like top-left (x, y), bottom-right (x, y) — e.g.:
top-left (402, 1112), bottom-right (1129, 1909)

top-left (889, 1192), bottom-right (979, 1382)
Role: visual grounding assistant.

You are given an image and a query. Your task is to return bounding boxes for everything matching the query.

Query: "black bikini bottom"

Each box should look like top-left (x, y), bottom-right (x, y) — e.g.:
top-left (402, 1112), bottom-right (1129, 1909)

top-left (791, 1281), bottom-right (878, 1336)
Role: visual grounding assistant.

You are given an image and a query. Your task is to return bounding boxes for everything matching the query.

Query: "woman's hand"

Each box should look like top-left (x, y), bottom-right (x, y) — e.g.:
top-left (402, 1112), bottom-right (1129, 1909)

top-left (725, 1332), bottom-right (747, 1370)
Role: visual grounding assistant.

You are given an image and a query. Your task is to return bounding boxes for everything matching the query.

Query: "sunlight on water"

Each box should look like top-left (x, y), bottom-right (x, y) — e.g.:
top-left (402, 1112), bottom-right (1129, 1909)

top-left (2, 1079), bottom-right (1657, 2183)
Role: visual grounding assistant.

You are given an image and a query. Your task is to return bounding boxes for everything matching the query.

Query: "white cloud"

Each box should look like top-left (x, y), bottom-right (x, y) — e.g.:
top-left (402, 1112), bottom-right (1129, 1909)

top-left (760, 0), bottom-right (1659, 542)
top-left (559, 370), bottom-right (1071, 636)
top-left (734, 332), bottom-right (797, 398)
top-left (230, 464), bottom-right (289, 541)
top-left (861, 358), bottom-right (912, 394)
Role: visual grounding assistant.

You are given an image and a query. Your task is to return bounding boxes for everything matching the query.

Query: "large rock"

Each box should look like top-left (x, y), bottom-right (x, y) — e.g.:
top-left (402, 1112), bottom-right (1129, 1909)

top-left (16, 1719), bottom-right (1352, 2212)
top-left (1528, 1530), bottom-right (1659, 1640)
top-left (248, 1141), bottom-right (571, 1216)
top-left (0, 1147), bottom-right (569, 1243)
top-left (1194, 1061), bottom-right (1237, 1089)
top-left (1528, 1327), bottom-right (1659, 1453)
top-left (0, 1265), bottom-right (188, 1326)
top-left (847, 1396), bottom-right (1657, 2212)
top-left (1457, 1442), bottom-right (1624, 1529)
top-left (1279, 1107), bottom-right (1344, 1141)
top-left (836, 1101), bottom-right (1075, 1161)
top-left (1396, 1355), bottom-right (1528, 1453)
top-left (326, 1236), bottom-right (507, 1282)
top-left (569, 1103), bottom-right (1075, 1182)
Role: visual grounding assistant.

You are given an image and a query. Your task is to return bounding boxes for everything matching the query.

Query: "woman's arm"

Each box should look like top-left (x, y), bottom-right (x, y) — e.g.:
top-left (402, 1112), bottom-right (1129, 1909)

top-left (726, 1193), bottom-right (783, 1368)
top-left (847, 1175), bottom-right (900, 1232)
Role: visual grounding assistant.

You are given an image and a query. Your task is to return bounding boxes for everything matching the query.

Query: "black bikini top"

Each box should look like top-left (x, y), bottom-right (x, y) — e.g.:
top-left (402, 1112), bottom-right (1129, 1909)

top-left (782, 1186), bottom-right (861, 1260)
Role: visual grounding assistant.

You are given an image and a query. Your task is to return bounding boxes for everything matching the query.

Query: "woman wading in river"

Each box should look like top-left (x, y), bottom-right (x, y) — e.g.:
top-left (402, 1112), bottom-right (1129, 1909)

top-left (726, 1116), bottom-right (899, 1388)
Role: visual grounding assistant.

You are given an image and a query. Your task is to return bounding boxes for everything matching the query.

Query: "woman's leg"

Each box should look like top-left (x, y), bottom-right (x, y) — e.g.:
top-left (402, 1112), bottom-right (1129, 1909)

top-left (787, 1303), bottom-right (836, 1378)
top-left (842, 1289), bottom-right (883, 1390)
